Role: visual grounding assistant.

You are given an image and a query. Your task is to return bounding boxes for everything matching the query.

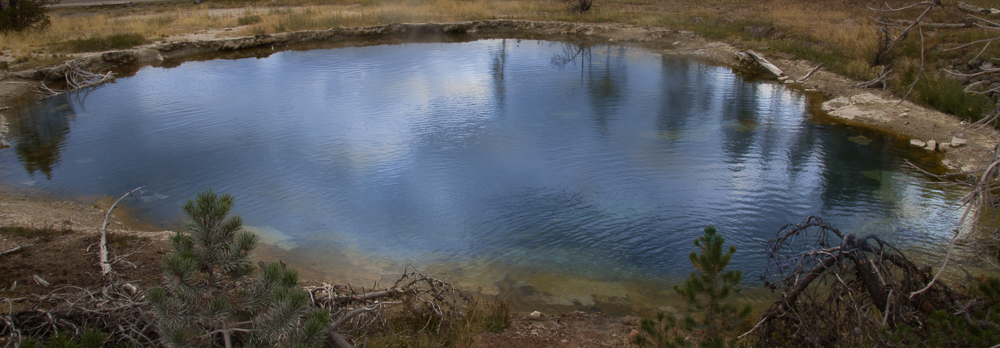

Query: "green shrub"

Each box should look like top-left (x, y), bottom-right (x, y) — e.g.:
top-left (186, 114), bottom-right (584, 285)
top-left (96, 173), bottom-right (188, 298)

top-left (908, 72), bottom-right (996, 122)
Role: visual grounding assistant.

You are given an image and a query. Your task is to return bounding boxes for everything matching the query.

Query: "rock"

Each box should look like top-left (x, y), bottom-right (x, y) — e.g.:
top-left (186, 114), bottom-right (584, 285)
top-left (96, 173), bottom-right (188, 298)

top-left (135, 49), bottom-right (164, 64)
top-left (102, 50), bottom-right (137, 64)
top-left (925, 140), bottom-right (937, 151)
top-left (784, 79), bottom-right (796, 84)
top-left (899, 112), bottom-right (908, 118)
top-left (910, 139), bottom-right (926, 147)
top-left (951, 135), bottom-right (967, 147)
top-left (938, 143), bottom-right (949, 152)
top-left (442, 24), bottom-right (469, 33)
top-left (529, 311), bottom-right (542, 318)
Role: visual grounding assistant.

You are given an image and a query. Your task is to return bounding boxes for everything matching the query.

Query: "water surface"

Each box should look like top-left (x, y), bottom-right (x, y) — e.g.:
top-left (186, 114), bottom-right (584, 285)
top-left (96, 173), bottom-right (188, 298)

top-left (0, 39), bottom-right (964, 311)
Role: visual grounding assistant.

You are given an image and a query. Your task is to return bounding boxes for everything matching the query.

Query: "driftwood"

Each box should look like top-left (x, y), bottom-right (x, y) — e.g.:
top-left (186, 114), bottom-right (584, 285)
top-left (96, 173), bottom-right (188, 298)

top-left (735, 50), bottom-right (785, 78)
top-left (958, 1), bottom-right (991, 15)
top-left (889, 18), bottom-right (974, 28)
top-left (99, 186), bottom-right (143, 277)
top-left (798, 64), bottom-right (822, 81)
top-left (0, 245), bottom-right (28, 257)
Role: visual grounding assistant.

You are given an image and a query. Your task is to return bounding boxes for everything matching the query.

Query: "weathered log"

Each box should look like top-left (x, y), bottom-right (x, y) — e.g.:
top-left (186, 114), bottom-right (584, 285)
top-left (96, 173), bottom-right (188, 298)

top-left (958, 1), bottom-right (990, 15)
top-left (891, 18), bottom-right (973, 28)
top-left (0, 245), bottom-right (28, 257)
top-left (735, 50), bottom-right (785, 77)
top-left (747, 50), bottom-right (785, 77)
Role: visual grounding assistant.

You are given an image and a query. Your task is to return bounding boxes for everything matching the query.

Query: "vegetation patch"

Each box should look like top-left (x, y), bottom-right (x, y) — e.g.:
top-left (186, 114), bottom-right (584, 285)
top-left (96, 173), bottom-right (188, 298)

top-left (62, 32), bottom-right (148, 53)
top-left (236, 12), bottom-right (262, 26)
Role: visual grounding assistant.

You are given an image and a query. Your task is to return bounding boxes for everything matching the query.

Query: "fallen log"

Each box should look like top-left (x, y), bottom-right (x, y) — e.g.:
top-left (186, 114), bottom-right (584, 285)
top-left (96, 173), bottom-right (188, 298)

top-left (0, 245), bottom-right (28, 257)
top-left (890, 18), bottom-right (974, 28)
top-left (735, 50), bottom-right (785, 78)
top-left (958, 2), bottom-right (990, 15)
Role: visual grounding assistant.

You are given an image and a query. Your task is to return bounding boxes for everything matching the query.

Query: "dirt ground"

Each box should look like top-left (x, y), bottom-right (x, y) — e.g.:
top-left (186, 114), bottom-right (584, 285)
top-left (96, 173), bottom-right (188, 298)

top-left (1, 19), bottom-right (997, 347)
top-left (0, 189), bottom-right (637, 347)
top-left (0, 191), bottom-right (172, 301)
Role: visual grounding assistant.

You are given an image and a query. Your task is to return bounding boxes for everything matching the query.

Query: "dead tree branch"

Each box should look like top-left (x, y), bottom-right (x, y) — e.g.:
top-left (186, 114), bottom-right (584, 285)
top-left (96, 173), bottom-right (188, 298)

top-left (0, 281), bottom-right (157, 348)
top-left (798, 64), bottom-right (822, 81)
top-left (99, 186), bottom-right (143, 277)
top-left (0, 245), bottom-right (29, 257)
top-left (36, 60), bottom-right (116, 97)
top-left (304, 266), bottom-right (473, 348)
top-left (754, 216), bottom-right (961, 347)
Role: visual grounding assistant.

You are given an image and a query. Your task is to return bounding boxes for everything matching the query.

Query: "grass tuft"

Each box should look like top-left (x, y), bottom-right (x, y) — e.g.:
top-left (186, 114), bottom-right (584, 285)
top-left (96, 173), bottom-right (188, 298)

top-left (62, 32), bottom-right (148, 52)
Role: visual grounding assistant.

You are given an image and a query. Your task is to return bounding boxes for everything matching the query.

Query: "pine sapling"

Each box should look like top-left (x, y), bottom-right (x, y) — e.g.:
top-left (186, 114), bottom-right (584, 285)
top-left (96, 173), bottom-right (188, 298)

top-left (635, 226), bottom-right (752, 348)
top-left (147, 189), bottom-right (329, 348)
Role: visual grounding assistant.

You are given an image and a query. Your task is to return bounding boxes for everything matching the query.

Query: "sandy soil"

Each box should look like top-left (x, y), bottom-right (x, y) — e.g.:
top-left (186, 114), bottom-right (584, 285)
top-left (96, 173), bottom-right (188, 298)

top-left (0, 20), bottom-right (997, 347)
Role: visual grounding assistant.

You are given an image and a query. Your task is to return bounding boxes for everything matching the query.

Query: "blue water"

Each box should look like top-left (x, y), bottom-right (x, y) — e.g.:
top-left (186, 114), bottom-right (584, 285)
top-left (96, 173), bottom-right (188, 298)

top-left (0, 39), bottom-right (963, 306)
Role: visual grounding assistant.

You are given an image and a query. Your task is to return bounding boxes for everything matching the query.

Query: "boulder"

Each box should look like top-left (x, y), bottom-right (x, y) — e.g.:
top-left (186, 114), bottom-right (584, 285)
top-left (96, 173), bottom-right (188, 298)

top-left (102, 50), bottom-right (137, 64)
top-left (951, 135), bottom-right (968, 147)
top-left (910, 139), bottom-right (927, 147)
top-left (925, 140), bottom-right (937, 151)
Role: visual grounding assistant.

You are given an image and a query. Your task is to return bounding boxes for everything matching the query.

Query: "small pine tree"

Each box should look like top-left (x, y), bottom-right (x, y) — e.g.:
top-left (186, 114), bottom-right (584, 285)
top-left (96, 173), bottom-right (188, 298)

top-left (635, 226), bottom-right (751, 348)
top-left (147, 189), bottom-right (329, 348)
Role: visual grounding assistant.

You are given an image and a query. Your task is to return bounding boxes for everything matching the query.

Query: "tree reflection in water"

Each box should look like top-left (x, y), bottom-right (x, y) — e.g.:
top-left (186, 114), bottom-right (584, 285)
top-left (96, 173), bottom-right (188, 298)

top-left (8, 94), bottom-right (74, 179)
